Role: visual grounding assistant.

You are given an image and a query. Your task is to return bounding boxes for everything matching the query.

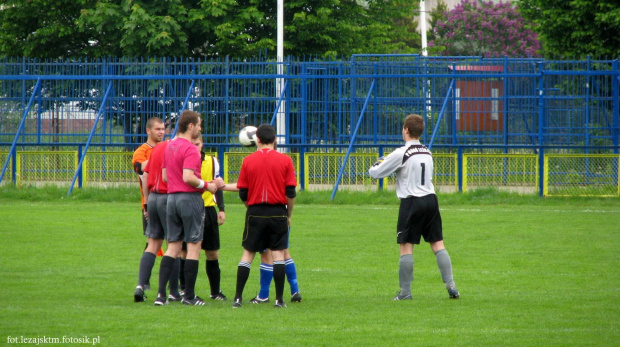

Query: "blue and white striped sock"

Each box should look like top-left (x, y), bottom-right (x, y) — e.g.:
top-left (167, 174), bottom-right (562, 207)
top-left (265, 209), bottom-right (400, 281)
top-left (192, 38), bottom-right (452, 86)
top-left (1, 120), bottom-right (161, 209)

top-left (258, 263), bottom-right (273, 299)
top-left (285, 258), bottom-right (299, 294)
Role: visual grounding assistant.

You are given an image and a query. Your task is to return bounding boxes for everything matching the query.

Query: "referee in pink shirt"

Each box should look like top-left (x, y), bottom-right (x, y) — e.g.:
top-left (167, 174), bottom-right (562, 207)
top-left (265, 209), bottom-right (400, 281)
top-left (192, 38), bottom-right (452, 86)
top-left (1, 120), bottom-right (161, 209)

top-left (154, 110), bottom-right (224, 306)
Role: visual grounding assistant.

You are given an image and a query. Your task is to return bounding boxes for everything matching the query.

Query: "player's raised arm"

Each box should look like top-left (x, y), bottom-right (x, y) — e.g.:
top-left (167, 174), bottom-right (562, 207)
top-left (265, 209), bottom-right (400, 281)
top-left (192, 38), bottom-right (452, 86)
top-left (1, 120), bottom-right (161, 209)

top-left (368, 152), bottom-right (401, 179)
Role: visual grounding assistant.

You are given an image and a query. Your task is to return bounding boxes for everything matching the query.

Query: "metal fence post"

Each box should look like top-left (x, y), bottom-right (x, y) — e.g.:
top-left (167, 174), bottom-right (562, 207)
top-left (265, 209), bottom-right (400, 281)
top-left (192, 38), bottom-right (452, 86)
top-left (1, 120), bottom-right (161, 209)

top-left (613, 60), bottom-right (619, 153)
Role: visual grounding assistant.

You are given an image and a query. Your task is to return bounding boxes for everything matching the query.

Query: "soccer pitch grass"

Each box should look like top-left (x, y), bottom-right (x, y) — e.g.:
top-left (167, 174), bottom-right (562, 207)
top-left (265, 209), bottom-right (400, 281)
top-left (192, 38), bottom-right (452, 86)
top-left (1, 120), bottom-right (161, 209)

top-left (1, 189), bottom-right (619, 346)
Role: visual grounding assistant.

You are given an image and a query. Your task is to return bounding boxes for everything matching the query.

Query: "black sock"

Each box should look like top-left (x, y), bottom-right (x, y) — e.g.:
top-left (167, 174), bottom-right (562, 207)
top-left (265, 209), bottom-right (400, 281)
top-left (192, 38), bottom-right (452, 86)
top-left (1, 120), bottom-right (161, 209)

top-left (138, 252), bottom-right (156, 287)
top-left (184, 259), bottom-right (199, 300)
top-left (169, 257), bottom-right (181, 296)
top-left (179, 258), bottom-right (186, 290)
top-left (157, 256), bottom-right (175, 298)
top-left (206, 260), bottom-right (221, 296)
top-left (235, 262), bottom-right (251, 300)
top-left (273, 261), bottom-right (286, 302)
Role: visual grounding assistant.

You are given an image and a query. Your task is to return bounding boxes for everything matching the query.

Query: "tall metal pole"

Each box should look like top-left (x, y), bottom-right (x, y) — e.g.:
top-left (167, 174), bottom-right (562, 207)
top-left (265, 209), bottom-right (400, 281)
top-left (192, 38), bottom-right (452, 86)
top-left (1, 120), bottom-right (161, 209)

top-left (420, 0), bottom-right (428, 56)
top-left (419, 0), bottom-right (433, 118)
top-left (276, 0), bottom-right (287, 151)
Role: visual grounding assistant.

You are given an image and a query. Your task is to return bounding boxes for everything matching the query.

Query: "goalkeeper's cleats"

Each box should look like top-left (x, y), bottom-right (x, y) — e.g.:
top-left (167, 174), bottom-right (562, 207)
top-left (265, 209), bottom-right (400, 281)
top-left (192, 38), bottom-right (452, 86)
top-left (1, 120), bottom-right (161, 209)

top-left (232, 298), bottom-right (243, 308)
top-left (274, 299), bottom-right (287, 308)
top-left (393, 292), bottom-right (412, 301)
top-left (448, 286), bottom-right (460, 299)
top-left (134, 286), bottom-right (146, 302)
top-left (291, 292), bottom-right (302, 303)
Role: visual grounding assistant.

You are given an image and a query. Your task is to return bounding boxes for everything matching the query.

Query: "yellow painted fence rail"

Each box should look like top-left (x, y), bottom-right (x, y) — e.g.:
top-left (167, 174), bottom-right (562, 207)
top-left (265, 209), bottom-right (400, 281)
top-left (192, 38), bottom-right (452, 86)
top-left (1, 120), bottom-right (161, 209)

top-left (1, 151), bottom-right (618, 197)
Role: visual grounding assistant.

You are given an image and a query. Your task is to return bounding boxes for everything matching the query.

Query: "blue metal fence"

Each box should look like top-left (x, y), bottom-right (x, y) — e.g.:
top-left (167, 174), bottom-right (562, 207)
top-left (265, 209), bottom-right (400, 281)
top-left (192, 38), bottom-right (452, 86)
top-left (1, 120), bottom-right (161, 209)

top-left (1, 55), bottom-right (618, 193)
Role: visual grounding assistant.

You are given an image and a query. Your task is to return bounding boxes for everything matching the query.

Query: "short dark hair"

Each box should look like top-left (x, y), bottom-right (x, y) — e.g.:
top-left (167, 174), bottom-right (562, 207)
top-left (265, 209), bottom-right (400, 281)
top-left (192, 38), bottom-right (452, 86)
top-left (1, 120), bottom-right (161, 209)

top-left (146, 117), bottom-right (163, 129)
top-left (256, 123), bottom-right (276, 144)
top-left (177, 110), bottom-right (201, 134)
top-left (403, 114), bottom-right (424, 138)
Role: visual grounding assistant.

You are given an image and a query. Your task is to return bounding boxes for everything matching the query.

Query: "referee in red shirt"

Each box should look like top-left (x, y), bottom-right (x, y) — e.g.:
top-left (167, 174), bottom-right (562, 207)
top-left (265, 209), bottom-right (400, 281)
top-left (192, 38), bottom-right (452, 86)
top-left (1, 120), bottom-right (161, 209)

top-left (232, 124), bottom-right (297, 308)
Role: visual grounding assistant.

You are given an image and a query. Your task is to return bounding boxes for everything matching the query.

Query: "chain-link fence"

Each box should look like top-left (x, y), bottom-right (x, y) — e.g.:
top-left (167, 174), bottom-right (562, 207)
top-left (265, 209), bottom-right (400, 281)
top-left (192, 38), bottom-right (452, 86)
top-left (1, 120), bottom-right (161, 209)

top-left (2, 150), bottom-right (619, 197)
top-left (305, 153), bottom-right (378, 191)
top-left (0, 151), bottom-right (12, 185)
top-left (84, 152), bottom-right (135, 187)
top-left (463, 154), bottom-right (538, 194)
top-left (544, 154), bottom-right (619, 197)
top-left (16, 151), bottom-right (77, 186)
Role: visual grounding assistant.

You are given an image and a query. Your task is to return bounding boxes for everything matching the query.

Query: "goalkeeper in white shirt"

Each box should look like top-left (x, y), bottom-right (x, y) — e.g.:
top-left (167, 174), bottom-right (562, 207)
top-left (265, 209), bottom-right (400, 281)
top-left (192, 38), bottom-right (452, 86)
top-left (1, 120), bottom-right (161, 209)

top-left (368, 114), bottom-right (460, 301)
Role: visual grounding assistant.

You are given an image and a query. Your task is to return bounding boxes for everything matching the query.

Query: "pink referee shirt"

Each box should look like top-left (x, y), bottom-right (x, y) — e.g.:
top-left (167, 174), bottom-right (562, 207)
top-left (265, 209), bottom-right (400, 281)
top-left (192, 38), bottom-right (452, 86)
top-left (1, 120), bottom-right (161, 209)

top-left (163, 137), bottom-right (202, 193)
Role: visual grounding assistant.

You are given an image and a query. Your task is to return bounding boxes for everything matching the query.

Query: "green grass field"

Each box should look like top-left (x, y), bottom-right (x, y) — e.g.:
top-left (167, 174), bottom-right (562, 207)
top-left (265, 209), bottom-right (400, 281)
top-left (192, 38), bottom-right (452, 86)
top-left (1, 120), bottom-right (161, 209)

top-left (1, 187), bottom-right (619, 346)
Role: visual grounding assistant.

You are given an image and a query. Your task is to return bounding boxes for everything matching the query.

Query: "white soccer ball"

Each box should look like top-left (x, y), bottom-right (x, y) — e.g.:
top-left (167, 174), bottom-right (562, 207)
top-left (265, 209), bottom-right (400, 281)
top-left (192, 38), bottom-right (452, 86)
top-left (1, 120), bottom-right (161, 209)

top-left (238, 126), bottom-right (257, 147)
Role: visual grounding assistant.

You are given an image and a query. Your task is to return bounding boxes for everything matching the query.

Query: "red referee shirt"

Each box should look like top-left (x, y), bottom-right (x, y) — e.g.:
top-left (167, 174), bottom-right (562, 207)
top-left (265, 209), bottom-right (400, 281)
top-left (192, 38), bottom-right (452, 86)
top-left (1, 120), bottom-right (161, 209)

top-left (144, 141), bottom-right (168, 194)
top-left (237, 148), bottom-right (297, 205)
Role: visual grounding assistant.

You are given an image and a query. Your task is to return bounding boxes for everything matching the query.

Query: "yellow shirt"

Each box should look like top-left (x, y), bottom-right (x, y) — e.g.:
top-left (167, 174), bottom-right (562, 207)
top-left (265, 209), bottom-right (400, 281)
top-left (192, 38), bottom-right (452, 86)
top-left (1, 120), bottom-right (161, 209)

top-left (201, 155), bottom-right (217, 207)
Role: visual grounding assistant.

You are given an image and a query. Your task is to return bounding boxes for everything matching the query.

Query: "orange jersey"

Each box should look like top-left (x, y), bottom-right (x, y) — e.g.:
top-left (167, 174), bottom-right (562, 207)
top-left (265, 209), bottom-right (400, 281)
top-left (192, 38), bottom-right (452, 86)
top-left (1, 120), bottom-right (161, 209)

top-left (132, 143), bottom-right (155, 207)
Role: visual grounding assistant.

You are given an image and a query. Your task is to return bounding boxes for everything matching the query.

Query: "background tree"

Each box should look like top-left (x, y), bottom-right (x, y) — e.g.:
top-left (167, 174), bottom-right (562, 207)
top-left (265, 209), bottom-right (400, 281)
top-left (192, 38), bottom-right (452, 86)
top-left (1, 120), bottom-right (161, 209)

top-left (188, 0), bottom-right (419, 59)
top-left (0, 0), bottom-right (422, 59)
top-left (78, 0), bottom-right (194, 57)
top-left (425, 0), bottom-right (448, 55)
top-left (0, 0), bottom-right (95, 58)
top-left (430, 0), bottom-right (540, 57)
top-left (517, 0), bottom-right (620, 58)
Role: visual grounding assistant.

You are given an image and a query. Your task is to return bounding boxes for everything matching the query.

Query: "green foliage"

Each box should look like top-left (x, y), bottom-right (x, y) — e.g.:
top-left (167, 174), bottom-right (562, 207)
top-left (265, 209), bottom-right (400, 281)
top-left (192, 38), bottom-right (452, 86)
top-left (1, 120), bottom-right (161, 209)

top-left (0, 0), bottom-right (422, 59)
top-left (0, 197), bottom-right (619, 345)
top-left (517, 0), bottom-right (620, 58)
top-left (426, 0), bottom-right (449, 55)
top-left (79, 0), bottom-right (190, 57)
top-left (0, 0), bottom-right (94, 58)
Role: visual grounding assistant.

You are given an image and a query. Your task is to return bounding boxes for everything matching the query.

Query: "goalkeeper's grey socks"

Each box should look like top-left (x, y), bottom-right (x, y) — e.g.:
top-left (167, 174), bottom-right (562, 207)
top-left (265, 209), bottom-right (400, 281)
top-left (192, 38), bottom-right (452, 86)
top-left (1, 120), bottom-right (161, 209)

top-left (434, 249), bottom-right (455, 288)
top-left (138, 251), bottom-right (156, 287)
top-left (399, 254), bottom-right (414, 296)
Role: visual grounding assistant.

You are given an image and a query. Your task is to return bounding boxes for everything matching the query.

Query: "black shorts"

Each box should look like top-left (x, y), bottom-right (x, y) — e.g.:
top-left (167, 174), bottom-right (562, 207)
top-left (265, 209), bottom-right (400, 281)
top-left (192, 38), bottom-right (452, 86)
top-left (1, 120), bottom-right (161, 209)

top-left (242, 204), bottom-right (289, 252)
top-left (201, 206), bottom-right (220, 251)
top-left (397, 194), bottom-right (443, 245)
top-left (145, 192), bottom-right (167, 240)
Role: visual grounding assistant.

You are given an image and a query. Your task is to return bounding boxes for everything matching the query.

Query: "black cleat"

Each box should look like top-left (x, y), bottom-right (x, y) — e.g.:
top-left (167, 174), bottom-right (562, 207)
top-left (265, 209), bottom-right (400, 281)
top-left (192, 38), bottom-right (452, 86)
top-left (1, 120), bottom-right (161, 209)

top-left (274, 299), bottom-right (287, 308)
top-left (249, 296), bottom-right (269, 304)
top-left (134, 286), bottom-right (146, 302)
top-left (182, 295), bottom-right (206, 306)
top-left (291, 292), bottom-right (302, 303)
top-left (168, 294), bottom-right (182, 302)
top-left (154, 295), bottom-right (167, 306)
top-left (232, 298), bottom-right (242, 308)
top-left (210, 290), bottom-right (227, 301)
